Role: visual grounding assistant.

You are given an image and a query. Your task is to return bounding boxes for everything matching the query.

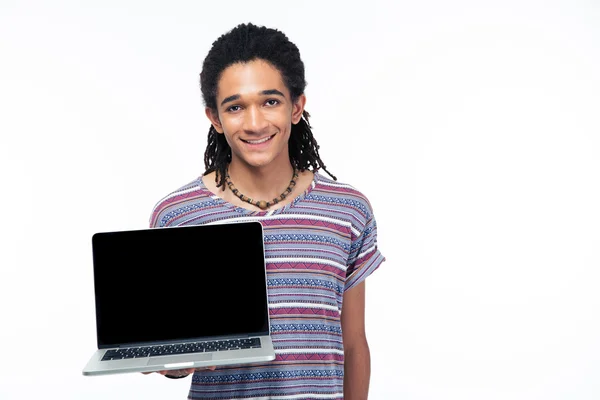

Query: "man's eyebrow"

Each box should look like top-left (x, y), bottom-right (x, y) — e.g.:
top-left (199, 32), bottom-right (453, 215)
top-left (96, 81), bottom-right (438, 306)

top-left (220, 89), bottom-right (285, 107)
top-left (261, 89), bottom-right (285, 97)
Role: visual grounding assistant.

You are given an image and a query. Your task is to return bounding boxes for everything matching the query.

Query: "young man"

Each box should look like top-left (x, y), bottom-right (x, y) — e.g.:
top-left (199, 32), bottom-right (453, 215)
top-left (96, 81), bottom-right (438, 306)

top-left (149, 23), bottom-right (385, 400)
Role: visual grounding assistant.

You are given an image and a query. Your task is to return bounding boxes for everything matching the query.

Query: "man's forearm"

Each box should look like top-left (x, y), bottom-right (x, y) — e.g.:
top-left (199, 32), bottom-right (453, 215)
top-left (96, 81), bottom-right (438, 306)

top-left (343, 341), bottom-right (371, 400)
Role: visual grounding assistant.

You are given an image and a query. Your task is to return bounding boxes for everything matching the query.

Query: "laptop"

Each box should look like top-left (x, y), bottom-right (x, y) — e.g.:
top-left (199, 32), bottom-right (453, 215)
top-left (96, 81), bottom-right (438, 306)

top-left (82, 221), bottom-right (275, 376)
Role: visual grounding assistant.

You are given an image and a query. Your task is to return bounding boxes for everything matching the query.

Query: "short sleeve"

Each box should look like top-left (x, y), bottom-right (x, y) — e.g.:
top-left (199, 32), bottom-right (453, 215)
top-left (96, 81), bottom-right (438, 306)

top-left (345, 207), bottom-right (385, 292)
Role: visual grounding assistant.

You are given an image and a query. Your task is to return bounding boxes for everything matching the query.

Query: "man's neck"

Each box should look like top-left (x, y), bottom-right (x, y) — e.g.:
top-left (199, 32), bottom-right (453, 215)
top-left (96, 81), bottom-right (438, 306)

top-left (227, 160), bottom-right (296, 201)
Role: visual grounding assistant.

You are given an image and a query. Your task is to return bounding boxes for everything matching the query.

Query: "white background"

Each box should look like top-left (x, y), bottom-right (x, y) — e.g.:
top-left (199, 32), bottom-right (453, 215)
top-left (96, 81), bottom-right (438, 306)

top-left (1, 1), bottom-right (599, 399)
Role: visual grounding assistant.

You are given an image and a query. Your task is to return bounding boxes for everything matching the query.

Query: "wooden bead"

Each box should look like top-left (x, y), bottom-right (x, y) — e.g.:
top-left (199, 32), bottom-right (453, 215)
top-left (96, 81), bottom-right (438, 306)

top-left (225, 167), bottom-right (299, 211)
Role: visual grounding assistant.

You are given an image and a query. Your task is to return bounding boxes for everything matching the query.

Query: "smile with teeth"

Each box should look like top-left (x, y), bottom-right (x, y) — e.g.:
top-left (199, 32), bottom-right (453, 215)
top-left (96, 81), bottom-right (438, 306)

top-left (242, 134), bottom-right (275, 144)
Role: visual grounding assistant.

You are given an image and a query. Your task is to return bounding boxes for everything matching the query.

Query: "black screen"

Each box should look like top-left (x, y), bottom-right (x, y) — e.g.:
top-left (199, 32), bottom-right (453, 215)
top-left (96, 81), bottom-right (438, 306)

top-left (92, 222), bottom-right (269, 348)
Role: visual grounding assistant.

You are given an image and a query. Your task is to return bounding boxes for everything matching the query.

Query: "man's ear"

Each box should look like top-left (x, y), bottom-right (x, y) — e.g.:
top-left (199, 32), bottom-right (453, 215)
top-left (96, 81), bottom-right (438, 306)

top-left (291, 94), bottom-right (307, 125)
top-left (205, 108), bottom-right (224, 133)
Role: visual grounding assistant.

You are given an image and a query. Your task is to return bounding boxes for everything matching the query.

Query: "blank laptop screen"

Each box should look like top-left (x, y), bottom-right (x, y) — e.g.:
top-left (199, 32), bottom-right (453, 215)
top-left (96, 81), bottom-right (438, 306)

top-left (92, 222), bottom-right (269, 348)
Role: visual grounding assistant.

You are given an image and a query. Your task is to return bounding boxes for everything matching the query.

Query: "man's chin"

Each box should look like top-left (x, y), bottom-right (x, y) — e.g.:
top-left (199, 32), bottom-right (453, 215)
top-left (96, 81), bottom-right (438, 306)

top-left (233, 152), bottom-right (286, 170)
top-left (238, 157), bottom-right (274, 170)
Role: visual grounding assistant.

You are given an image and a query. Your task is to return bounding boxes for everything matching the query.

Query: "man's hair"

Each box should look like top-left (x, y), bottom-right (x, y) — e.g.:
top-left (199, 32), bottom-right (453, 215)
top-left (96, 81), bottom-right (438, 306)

top-left (200, 22), bottom-right (336, 188)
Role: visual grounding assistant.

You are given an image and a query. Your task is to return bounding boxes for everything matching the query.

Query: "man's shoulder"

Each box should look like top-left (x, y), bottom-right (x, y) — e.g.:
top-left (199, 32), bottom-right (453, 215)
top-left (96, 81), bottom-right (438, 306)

top-left (313, 172), bottom-right (375, 216)
top-left (148, 176), bottom-right (213, 228)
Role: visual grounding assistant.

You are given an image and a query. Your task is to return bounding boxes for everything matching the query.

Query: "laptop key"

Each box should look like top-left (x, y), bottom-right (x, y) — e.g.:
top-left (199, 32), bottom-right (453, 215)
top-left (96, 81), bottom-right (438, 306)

top-left (102, 352), bottom-right (117, 360)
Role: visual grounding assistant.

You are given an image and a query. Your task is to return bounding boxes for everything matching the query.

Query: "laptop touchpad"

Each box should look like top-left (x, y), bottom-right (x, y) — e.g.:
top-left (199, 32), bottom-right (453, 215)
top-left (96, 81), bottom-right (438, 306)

top-left (146, 353), bottom-right (213, 366)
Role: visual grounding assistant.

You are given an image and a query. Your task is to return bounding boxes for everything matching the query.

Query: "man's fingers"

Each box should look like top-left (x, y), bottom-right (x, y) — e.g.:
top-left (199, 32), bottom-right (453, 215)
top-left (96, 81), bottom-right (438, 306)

top-left (163, 368), bottom-right (195, 375)
top-left (143, 366), bottom-right (216, 376)
top-left (194, 366), bottom-right (217, 371)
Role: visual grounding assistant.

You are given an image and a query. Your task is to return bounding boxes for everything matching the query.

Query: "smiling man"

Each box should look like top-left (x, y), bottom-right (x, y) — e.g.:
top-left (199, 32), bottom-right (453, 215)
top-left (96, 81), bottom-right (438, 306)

top-left (149, 23), bottom-right (385, 400)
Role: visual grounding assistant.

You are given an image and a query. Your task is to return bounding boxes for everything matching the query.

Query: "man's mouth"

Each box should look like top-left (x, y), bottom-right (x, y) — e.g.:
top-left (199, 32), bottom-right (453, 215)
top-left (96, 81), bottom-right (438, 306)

top-left (241, 134), bottom-right (275, 144)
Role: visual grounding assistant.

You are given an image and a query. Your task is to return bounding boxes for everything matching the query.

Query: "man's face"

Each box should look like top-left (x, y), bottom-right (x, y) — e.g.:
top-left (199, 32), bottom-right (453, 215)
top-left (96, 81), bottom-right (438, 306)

top-left (206, 59), bottom-right (305, 170)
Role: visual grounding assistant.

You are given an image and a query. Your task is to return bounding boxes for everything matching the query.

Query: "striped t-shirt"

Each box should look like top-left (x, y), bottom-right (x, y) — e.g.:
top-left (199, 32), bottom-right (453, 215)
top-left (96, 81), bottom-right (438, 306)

top-left (149, 172), bottom-right (385, 400)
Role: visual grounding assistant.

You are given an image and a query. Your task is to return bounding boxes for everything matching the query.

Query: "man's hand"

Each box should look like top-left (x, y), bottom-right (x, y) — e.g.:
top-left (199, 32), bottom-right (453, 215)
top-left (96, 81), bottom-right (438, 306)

top-left (142, 366), bottom-right (217, 377)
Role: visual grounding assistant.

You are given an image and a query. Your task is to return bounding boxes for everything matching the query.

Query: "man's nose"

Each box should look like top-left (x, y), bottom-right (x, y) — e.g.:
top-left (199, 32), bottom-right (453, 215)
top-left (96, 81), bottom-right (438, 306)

top-left (244, 105), bottom-right (269, 132)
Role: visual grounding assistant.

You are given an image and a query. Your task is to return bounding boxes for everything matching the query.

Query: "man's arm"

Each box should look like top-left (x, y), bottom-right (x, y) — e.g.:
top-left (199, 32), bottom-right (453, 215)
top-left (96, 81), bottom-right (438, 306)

top-left (341, 281), bottom-right (370, 400)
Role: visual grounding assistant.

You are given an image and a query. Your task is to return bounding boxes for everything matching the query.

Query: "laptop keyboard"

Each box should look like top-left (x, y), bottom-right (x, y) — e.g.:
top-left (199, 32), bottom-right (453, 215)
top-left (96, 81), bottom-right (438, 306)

top-left (101, 338), bottom-right (261, 361)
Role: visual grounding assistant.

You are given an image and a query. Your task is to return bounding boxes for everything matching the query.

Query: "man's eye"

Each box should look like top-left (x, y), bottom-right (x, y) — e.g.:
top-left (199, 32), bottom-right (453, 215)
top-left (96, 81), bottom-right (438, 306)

top-left (265, 99), bottom-right (279, 106)
top-left (227, 105), bottom-right (241, 112)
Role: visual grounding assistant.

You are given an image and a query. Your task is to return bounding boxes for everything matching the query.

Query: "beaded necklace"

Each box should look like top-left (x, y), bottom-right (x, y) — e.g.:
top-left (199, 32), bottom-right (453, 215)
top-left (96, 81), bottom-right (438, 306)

top-left (225, 168), bottom-right (299, 210)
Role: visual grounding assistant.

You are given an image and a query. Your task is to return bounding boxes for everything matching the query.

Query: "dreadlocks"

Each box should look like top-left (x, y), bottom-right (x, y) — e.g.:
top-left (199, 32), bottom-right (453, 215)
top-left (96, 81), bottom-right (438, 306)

top-left (199, 23), bottom-right (336, 188)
